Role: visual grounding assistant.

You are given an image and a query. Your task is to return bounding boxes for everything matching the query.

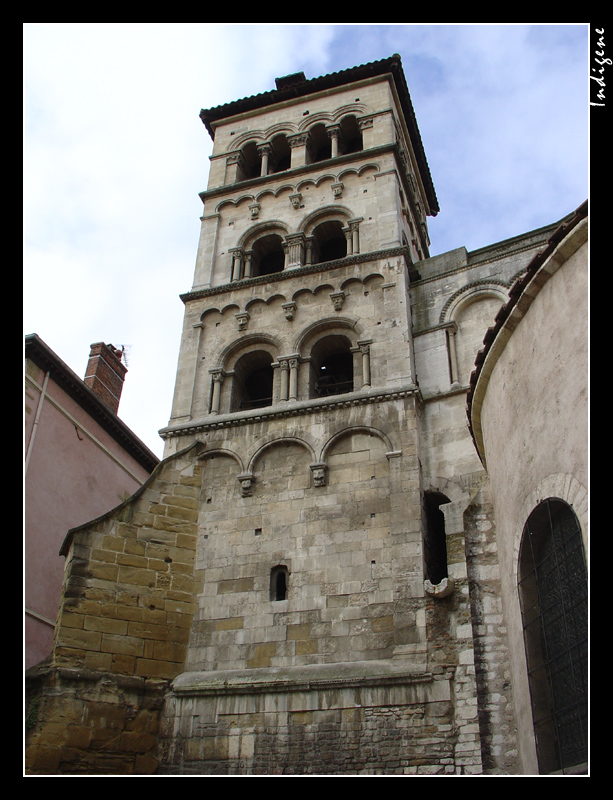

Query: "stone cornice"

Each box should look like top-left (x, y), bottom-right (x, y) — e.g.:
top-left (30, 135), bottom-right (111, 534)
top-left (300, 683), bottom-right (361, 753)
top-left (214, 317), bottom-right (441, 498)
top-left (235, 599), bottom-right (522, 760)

top-left (173, 661), bottom-right (435, 697)
top-left (181, 246), bottom-right (412, 304)
top-left (159, 384), bottom-right (420, 439)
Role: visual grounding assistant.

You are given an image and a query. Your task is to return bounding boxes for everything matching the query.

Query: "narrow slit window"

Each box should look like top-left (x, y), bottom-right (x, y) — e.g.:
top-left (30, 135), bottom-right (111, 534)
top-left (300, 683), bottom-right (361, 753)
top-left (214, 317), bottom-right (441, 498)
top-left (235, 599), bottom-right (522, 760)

top-left (270, 565), bottom-right (289, 601)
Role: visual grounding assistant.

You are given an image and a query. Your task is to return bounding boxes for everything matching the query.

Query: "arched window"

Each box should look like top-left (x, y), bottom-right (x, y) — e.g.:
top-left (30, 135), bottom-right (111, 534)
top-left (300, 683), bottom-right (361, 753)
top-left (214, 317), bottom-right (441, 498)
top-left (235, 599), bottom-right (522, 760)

top-left (310, 335), bottom-right (353, 398)
top-left (518, 498), bottom-right (588, 774)
top-left (231, 350), bottom-right (274, 411)
top-left (250, 233), bottom-right (285, 277)
top-left (270, 134), bottom-right (291, 173)
top-left (311, 220), bottom-right (347, 264)
top-left (307, 123), bottom-right (331, 163)
top-left (339, 115), bottom-right (363, 154)
top-left (237, 141), bottom-right (261, 181)
top-left (270, 565), bottom-right (289, 601)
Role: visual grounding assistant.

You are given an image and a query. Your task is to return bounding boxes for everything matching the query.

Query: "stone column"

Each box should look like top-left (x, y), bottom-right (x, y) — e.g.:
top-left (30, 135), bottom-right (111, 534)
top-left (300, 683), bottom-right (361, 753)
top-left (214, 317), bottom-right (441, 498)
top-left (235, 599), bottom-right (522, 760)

top-left (304, 236), bottom-right (314, 265)
top-left (349, 218), bottom-right (362, 255)
top-left (446, 323), bottom-right (460, 386)
top-left (289, 358), bottom-right (299, 400)
top-left (209, 370), bottom-right (224, 414)
top-left (258, 144), bottom-right (271, 176)
top-left (243, 250), bottom-right (253, 279)
top-left (328, 125), bottom-right (341, 158)
top-left (283, 233), bottom-right (306, 270)
top-left (279, 359), bottom-right (289, 401)
top-left (343, 225), bottom-right (353, 255)
top-left (359, 342), bottom-right (371, 387)
top-left (229, 248), bottom-right (244, 282)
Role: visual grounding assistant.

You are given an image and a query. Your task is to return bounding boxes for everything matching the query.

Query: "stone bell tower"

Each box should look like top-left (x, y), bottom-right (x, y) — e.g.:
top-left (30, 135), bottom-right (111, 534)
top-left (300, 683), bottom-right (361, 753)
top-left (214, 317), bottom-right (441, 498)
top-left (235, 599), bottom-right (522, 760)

top-left (157, 55), bottom-right (483, 774)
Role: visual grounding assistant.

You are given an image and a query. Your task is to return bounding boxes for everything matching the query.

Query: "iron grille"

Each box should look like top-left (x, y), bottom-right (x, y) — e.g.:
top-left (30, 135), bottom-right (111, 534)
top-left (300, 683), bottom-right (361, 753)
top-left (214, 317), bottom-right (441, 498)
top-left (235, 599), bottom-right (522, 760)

top-left (518, 498), bottom-right (588, 773)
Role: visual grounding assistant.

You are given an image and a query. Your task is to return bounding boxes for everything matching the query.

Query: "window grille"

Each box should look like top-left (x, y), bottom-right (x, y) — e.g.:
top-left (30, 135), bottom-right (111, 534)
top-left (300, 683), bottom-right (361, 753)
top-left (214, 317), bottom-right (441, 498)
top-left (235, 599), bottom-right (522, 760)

top-left (518, 498), bottom-right (588, 773)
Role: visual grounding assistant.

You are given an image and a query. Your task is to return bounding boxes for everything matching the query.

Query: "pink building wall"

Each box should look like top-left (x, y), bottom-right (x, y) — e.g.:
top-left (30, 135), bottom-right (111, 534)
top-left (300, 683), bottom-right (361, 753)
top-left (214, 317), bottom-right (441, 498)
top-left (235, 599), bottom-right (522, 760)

top-left (25, 336), bottom-right (158, 669)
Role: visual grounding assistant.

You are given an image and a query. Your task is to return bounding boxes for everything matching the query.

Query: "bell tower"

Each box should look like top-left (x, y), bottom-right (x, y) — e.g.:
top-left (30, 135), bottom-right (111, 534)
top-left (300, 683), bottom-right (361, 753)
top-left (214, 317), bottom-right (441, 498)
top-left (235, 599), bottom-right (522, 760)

top-left (163, 55), bottom-right (438, 442)
top-left (158, 56), bottom-right (483, 775)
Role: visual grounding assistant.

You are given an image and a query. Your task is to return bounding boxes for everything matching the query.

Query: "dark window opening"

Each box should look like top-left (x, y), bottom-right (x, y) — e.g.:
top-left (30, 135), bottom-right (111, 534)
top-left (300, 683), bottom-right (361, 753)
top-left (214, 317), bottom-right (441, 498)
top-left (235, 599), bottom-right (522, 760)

top-left (423, 491), bottom-right (450, 586)
top-left (251, 233), bottom-right (285, 277)
top-left (270, 134), bottom-right (291, 173)
top-left (238, 141), bottom-right (261, 181)
top-left (270, 565), bottom-right (289, 601)
top-left (311, 220), bottom-right (347, 264)
top-left (316, 352), bottom-right (353, 396)
top-left (232, 351), bottom-right (274, 411)
top-left (518, 499), bottom-right (588, 774)
top-left (310, 335), bottom-right (354, 398)
top-left (308, 123), bottom-right (331, 163)
top-left (339, 115), bottom-right (363, 155)
top-left (243, 367), bottom-right (273, 409)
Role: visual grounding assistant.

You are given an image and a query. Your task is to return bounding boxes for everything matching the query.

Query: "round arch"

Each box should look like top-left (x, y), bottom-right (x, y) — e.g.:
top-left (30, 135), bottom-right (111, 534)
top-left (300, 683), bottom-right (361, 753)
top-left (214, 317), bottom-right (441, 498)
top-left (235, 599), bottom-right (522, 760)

top-left (440, 282), bottom-right (509, 326)
top-left (238, 220), bottom-right (290, 251)
top-left (298, 205), bottom-right (354, 236)
top-left (247, 436), bottom-right (316, 474)
top-left (198, 447), bottom-right (245, 474)
top-left (320, 425), bottom-right (395, 463)
top-left (215, 332), bottom-right (282, 373)
top-left (293, 316), bottom-right (361, 358)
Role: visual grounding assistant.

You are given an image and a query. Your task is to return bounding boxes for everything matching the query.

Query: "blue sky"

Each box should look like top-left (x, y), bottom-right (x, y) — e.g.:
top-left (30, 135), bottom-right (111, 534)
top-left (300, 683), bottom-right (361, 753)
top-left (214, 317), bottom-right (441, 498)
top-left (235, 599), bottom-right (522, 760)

top-left (23, 24), bottom-right (589, 458)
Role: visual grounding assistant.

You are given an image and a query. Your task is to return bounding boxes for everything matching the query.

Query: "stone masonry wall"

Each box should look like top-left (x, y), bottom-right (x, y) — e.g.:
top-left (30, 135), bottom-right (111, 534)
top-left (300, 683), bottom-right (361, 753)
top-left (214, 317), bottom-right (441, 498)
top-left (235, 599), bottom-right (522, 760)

top-left (158, 669), bottom-right (473, 775)
top-left (464, 495), bottom-right (519, 773)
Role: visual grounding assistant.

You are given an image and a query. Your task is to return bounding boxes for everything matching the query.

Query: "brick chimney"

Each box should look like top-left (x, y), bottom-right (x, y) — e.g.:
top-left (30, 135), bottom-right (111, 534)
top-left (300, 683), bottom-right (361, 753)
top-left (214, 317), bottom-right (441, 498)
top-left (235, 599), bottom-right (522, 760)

top-left (83, 342), bottom-right (127, 414)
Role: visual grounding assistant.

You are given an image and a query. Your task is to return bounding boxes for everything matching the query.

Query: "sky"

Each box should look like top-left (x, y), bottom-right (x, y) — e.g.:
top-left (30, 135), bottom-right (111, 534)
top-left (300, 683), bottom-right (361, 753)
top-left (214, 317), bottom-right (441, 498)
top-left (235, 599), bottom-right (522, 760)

top-left (23, 23), bottom-right (589, 460)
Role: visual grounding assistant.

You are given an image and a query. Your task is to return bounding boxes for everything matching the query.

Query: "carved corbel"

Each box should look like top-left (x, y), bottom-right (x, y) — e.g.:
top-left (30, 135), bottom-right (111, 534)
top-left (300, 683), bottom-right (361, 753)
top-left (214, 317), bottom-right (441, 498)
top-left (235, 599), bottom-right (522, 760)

top-left (235, 312), bottom-right (250, 331)
top-left (310, 463), bottom-right (328, 488)
top-left (330, 291), bottom-right (345, 311)
top-left (289, 193), bottom-right (302, 209)
top-left (331, 182), bottom-right (344, 198)
top-left (282, 302), bottom-right (297, 321)
top-left (237, 473), bottom-right (255, 497)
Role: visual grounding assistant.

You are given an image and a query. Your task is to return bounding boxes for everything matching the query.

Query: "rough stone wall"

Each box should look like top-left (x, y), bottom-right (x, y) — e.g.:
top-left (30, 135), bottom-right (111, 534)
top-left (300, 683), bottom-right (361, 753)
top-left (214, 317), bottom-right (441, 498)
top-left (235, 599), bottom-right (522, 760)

top-left (464, 497), bottom-right (519, 773)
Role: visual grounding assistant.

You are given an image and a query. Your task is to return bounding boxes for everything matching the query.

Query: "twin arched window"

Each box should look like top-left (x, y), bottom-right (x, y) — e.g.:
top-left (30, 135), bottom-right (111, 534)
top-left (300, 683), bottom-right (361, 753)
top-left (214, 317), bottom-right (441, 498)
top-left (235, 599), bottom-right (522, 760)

top-left (211, 332), bottom-right (364, 415)
top-left (233, 115), bottom-right (363, 183)
top-left (231, 216), bottom-right (358, 282)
